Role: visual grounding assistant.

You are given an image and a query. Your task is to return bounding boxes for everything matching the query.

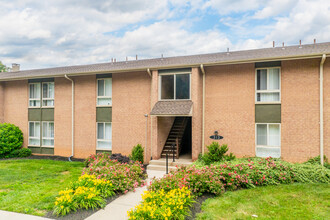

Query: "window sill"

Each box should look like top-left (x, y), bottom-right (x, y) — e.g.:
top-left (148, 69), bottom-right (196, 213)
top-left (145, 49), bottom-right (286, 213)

top-left (96, 148), bottom-right (112, 151)
top-left (97, 105), bottom-right (112, 107)
top-left (159, 99), bottom-right (191, 101)
top-left (255, 102), bottom-right (281, 105)
top-left (256, 145), bottom-right (281, 148)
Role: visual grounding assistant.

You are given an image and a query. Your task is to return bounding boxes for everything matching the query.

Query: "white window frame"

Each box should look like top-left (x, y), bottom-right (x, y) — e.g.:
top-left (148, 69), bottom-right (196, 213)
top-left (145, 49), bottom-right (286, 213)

top-left (28, 121), bottom-right (41, 146)
top-left (255, 123), bottom-right (281, 157)
top-left (42, 121), bottom-right (55, 147)
top-left (255, 67), bottom-right (281, 104)
top-left (97, 78), bottom-right (112, 107)
top-left (96, 122), bottom-right (112, 150)
top-left (29, 83), bottom-right (41, 108)
top-left (41, 82), bottom-right (54, 108)
top-left (158, 72), bottom-right (191, 101)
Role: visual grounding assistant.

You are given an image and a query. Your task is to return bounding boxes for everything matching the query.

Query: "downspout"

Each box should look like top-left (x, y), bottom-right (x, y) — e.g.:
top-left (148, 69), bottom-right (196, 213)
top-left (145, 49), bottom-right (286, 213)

top-left (147, 68), bottom-right (152, 77)
top-left (320, 54), bottom-right (326, 166)
top-left (200, 64), bottom-right (206, 155)
top-left (64, 74), bottom-right (75, 161)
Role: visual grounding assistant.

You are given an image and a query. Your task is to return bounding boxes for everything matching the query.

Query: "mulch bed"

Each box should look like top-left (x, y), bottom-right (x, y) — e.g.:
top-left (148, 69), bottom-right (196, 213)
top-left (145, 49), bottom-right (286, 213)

top-left (185, 193), bottom-right (215, 220)
top-left (0, 155), bottom-right (85, 162)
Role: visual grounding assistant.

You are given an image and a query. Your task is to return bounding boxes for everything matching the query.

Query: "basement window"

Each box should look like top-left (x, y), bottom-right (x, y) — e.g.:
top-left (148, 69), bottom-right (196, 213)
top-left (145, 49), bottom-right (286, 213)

top-left (97, 78), bottom-right (112, 106)
top-left (29, 121), bottom-right (40, 146)
top-left (97, 122), bottom-right (112, 150)
top-left (160, 73), bottom-right (190, 100)
top-left (256, 67), bottom-right (280, 103)
top-left (256, 123), bottom-right (280, 158)
top-left (42, 122), bottom-right (54, 147)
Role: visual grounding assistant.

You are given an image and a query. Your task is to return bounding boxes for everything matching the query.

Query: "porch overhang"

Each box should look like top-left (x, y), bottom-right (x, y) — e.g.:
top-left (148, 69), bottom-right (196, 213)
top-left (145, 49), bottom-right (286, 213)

top-left (150, 100), bottom-right (193, 116)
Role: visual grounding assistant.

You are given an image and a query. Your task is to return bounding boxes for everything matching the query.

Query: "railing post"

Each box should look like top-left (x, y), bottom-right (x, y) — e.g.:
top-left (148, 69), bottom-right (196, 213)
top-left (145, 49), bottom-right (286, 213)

top-left (172, 143), bottom-right (175, 162)
top-left (176, 137), bottom-right (179, 159)
top-left (166, 153), bottom-right (168, 174)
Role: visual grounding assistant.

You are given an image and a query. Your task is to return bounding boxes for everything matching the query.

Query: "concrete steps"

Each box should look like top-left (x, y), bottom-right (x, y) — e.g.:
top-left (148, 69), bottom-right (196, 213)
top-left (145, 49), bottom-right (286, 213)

top-left (147, 158), bottom-right (193, 172)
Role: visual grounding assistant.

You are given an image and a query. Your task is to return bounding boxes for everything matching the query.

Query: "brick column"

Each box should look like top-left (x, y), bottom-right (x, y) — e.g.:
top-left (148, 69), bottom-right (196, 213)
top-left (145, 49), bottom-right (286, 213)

top-left (191, 67), bottom-right (203, 161)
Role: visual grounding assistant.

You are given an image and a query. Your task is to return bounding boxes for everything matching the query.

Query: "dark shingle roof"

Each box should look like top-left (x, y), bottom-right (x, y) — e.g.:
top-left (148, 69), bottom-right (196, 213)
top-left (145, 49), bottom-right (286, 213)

top-left (1, 42), bottom-right (330, 81)
top-left (150, 101), bottom-right (193, 116)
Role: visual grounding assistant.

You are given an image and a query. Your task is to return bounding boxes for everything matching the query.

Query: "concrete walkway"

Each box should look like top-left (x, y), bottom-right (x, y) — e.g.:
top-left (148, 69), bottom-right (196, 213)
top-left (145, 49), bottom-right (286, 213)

top-left (0, 210), bottom-right (48, 220)
top-left (86, 169), bottom-right (166, 220)
top-left (0, 169), bottom-right (166, 220)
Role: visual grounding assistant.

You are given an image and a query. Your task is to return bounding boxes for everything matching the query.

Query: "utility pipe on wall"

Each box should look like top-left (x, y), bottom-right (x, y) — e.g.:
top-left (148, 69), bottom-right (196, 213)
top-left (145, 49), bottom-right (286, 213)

top-left (64, 74), bottom-right (75, 161)
top-left (200, 64), bottom-right (206, 155)
top-left (320, 54), bottom-right (326, 166)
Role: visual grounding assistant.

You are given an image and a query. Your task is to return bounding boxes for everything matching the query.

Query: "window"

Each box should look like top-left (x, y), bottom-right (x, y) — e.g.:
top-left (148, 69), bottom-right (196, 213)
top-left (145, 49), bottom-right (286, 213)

top-left (256, 68), bottom-right (280, 102)
top-left (97, 122), bottom-right (112, 150)
top-left (29, 122), bottom-right (40, 146)
top-left (97, 79), bottom-right (112, 106)
top-left (160, 73), bottom-right (190, 100)
top-left (42, 82), bottom-right (54, 107)
top-left (42, 122), bottom-right (54, 147)
top-left (29, 82), bottom-right (54, 107)
top-left (256, 123), bottom-right (280, 158)
top-left (29, 83), bottom-right (41, 107)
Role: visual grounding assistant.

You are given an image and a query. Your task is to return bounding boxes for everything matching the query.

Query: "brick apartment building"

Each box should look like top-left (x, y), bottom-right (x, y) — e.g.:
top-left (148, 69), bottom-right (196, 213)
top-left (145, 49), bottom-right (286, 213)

top-left (0, 42), bottom-right (329, 163)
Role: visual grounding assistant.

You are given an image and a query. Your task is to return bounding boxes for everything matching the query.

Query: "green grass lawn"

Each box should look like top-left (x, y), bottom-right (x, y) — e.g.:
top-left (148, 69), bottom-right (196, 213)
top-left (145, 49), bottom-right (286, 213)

top-left (0, 159), bottom-right (84, 216)
top-left (197, 183), bottom-right (330, 220)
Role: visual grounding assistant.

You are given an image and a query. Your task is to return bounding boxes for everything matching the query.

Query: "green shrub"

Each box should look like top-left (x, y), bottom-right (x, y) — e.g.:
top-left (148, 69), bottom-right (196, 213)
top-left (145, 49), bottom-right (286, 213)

top-left (9, 148), bottom-right (32, 158)
top-left (128, 187), bottom-right (194, 220)
top-left (0, 123), bottom-right (23, 157)
top-left (200, 142), bottom-right (235, 165)
top-left (84, 152), bottom-right (112, 167)
top-left (130, 144), bottom-right (144, 164)
top-left (290, 163), bottom-right (330, 183)
top-left (304, 155), bottom-right (330, 169)
top-left (53, 174), bottom-right (112, 216)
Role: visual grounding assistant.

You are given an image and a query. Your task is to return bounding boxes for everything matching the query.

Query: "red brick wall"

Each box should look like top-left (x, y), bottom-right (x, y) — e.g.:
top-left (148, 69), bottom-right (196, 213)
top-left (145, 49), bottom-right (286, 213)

top-left (281, 59), bottom-right (320, 162)
top-left (112, 71), bottom-right (151, 158)
top-left (0, 82), bottom-right (4, 123)
top-left (204, 64), bottom-right (255, 157)
top-left (73, 75), bottom-right (97, 158)
top-left (191, 67), bottom-right (203, 160)
top-left (150, 70), bottom-right (159, 161)
top-left (54, 77), bottom-right (73, 157)
top-left (3, 80), bottom-right (29, 148)
top-left (157, 117), bottom-right (175, 159)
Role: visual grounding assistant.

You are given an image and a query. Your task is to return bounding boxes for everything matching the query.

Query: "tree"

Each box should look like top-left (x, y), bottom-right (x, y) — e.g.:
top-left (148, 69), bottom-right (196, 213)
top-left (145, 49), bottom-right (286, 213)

top-left (0, 61), bottom-right (9, 72)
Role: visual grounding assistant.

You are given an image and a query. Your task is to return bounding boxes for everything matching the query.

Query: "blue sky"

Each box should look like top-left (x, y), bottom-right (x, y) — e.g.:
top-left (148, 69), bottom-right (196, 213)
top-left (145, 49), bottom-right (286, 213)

top-left (0, 0), bottom-right (329, 70)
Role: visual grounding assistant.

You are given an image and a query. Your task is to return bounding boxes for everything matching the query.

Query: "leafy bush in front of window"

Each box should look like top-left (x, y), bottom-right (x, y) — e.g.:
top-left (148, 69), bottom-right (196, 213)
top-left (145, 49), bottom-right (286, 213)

top-left (110, 153), bottom-right (131, 164)
top-left (0, 123), bottom-right (23, 158)
top-left (149, 157), bottom-right (300, 196)
top-left (84, 152), bottom-right (112, 167)
top-left (9, 148), bottom-right (32, 158)
top-left (130, 144), bottom-right (144, 164)
top-left (199, 142), bottom-right (236, 165)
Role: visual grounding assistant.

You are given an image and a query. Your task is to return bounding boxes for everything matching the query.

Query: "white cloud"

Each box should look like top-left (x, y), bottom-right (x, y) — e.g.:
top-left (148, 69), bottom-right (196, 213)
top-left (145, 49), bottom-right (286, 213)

top-left (0, 0), bottom-right (329, 70)
top-left (203, 0), bottom-right (264, 14)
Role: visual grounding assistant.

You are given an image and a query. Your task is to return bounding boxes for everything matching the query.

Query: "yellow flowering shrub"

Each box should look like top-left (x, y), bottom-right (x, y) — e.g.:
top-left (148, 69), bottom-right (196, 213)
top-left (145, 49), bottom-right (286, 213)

top-left (53, 174), bottom-right (115, 216)
top-left (127, 187), bottom-right (194, 220)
